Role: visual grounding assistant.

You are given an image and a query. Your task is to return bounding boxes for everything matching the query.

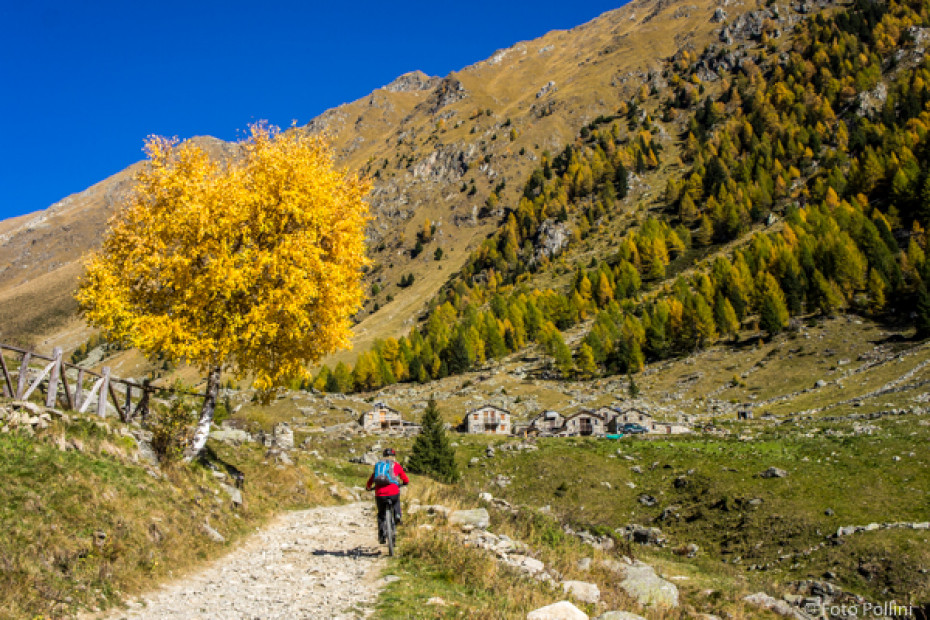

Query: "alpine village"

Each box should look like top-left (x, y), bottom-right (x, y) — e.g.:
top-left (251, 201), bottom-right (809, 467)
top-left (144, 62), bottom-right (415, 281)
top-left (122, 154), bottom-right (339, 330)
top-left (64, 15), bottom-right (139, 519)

top-left (1, 0), bottom-right (929, 618)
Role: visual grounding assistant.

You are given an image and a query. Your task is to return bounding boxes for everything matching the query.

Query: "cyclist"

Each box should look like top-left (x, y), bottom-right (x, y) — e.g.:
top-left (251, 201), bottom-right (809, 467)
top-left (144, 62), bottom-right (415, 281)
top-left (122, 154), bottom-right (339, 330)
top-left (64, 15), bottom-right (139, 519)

top-left (365, 448), bottom-right (409, 544)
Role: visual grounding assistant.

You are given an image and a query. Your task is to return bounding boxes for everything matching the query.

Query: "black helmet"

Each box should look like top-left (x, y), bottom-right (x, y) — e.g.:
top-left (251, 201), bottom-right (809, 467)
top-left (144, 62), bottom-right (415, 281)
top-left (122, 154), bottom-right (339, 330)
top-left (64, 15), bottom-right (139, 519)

top-left (383, 448), bottom-right (396, 457)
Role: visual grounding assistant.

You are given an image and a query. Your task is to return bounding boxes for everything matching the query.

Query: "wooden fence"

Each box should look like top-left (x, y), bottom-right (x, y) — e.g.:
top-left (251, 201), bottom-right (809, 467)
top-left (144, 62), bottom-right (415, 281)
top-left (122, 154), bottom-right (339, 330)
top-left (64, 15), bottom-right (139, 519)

top-left (0, 343), bottom-right (204, 422)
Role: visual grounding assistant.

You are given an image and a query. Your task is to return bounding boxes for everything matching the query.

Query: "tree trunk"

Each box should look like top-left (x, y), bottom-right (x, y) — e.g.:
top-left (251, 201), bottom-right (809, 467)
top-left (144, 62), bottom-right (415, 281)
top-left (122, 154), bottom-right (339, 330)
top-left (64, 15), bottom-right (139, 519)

top-left (184, 365), bottom-right (221, 462)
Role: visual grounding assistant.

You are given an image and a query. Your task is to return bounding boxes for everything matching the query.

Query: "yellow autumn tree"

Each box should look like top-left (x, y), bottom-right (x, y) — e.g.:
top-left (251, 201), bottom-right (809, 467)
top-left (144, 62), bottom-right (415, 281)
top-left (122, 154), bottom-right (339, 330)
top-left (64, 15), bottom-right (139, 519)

top-left (76, 123), bottom-right (369, 460)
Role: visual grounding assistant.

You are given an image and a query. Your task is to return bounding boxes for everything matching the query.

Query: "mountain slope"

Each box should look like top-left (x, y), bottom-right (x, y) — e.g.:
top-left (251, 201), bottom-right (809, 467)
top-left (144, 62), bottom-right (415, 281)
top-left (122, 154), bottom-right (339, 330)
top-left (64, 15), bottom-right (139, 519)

top-left (0, 0), bottom-right (747, 357)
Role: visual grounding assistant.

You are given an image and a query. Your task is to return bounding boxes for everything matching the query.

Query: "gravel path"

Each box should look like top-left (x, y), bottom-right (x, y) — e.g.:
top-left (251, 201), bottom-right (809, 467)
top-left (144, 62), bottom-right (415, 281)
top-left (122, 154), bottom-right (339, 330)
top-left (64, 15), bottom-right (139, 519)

top-left (105, 503), bottom-right (387, 619)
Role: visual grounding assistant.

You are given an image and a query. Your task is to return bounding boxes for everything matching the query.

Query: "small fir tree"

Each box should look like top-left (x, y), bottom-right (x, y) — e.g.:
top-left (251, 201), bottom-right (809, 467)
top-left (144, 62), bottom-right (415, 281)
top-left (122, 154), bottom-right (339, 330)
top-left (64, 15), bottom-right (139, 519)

top-left (628, 371), bottom-right (640, 398)
top-left (407, 398), bottom-right (460, 483)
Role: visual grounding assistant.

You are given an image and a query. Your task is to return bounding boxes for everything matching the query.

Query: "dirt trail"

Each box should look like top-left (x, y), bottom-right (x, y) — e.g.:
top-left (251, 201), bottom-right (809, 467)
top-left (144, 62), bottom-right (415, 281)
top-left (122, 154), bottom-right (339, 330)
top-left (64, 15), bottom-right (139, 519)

top-left (104, 503), bottom-right (387, 620)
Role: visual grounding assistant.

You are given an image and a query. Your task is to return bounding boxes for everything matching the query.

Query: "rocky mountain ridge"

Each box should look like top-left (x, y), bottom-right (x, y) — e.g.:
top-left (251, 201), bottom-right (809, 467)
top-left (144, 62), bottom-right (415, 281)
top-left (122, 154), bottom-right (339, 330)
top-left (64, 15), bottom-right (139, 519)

top-left (0, 0), bottom-right (751, 356)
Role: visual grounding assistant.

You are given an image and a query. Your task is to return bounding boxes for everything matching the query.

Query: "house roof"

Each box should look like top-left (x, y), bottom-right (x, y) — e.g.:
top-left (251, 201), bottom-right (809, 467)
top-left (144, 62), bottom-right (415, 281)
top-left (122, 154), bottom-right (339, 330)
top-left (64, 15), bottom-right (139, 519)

top-left (614, 406), bottom-right (652, 418)
top-left (368, 402), bottom-right (400, 414)
top-left (466, 404), bottom-right (511, 416)
top-left (564, 409), bottom-right (604, 421)
top-left (529, 410), bottom-right (563, 422)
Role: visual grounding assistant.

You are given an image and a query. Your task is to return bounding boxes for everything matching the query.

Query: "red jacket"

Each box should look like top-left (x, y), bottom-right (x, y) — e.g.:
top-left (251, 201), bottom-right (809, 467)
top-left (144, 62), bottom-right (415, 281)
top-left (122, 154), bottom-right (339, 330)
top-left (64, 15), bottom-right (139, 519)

top-left (366, 461), bottom-right (409, 497)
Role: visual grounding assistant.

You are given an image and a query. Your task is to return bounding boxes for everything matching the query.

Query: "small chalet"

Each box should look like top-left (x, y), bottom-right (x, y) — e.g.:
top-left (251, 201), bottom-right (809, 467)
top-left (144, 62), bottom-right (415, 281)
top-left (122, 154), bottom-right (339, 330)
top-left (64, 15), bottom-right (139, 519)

top-left (359, 402), bottom-right (404, 433)
top-left (609, 407), bottom-right (653, 432)
top-left (652, 422), bottom-right (692, 435)
top-left (593, 406), bottom-right (621, 427)
top-left (526, 410), bottom-right (564, 436)
top-left (464, 405), bottom-right (512, 435)
top-left (562, 409), bottom-right (607, 437)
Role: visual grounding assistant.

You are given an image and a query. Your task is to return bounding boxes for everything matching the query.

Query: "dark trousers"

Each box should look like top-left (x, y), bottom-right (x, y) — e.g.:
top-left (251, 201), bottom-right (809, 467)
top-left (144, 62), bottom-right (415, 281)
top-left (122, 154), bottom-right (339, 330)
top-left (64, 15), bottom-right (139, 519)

top-left (376, 494), bottom-right (401, 539)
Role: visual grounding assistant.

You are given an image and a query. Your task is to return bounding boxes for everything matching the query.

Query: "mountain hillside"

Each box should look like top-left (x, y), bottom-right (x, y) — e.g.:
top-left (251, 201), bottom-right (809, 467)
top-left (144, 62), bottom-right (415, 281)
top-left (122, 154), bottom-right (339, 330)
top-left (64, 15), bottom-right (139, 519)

top-left (0, 0), bottom-right (757, 360)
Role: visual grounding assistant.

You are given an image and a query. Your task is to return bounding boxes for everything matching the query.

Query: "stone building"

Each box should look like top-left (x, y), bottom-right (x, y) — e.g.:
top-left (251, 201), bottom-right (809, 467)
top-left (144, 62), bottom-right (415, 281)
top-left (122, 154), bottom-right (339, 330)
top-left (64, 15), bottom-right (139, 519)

top-left (359, 402), bottom-right (404, 433)
top-left (463, 405), bottom-right (512, 435)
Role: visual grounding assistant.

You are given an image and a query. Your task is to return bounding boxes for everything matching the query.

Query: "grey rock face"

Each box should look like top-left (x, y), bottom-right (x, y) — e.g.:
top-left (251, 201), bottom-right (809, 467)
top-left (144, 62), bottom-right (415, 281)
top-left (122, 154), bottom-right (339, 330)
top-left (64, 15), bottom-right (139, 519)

top-left (532, 219), bottom-right (572, 264)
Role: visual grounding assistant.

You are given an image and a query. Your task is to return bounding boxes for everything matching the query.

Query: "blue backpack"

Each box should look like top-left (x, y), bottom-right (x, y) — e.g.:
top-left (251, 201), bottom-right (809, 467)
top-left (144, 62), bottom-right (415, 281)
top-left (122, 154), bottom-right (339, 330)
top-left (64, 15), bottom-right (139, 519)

top-left (373, 459), bottom-right (400, 487)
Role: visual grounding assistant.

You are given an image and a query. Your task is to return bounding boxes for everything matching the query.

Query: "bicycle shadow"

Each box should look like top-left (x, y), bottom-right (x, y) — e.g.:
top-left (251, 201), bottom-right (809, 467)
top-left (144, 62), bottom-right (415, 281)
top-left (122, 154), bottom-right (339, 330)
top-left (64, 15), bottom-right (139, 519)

top-left (311, 545), bottom-right (381, 559)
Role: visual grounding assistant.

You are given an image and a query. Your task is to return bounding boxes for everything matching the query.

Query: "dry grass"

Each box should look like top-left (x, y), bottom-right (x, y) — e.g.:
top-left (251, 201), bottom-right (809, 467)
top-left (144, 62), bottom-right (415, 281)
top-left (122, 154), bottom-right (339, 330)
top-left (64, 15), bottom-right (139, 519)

top-left (0, 407), bottom-right (335, 619)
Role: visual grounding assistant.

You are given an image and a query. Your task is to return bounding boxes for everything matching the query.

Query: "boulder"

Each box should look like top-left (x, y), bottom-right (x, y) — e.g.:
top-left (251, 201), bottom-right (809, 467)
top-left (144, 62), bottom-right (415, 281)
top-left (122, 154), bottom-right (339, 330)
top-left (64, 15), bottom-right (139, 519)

top-left (618, 562), bottom-right (679, 608)
top-left (743, 592), bottom-right (807, 619)
top-left (527, 601), bottom-right (588, 620)
top-left (209, 427), bottom-right (253, 445)
top-left (272, 422), bottom-right (294, 451)
top-left (596, 613), bottom-right (647, 620)
top-left (202, 523), bottom-right (226, 543)
top-left (507, 554), bottom-right (546, 575)
top-left (562, 580), bottom-right (600, 604)
top-left (219, 483), bottom-right (243, 507)
top-left (448, 508), bottom-right (490, 530)
top-left (759, 467), bottom-right (788, 478)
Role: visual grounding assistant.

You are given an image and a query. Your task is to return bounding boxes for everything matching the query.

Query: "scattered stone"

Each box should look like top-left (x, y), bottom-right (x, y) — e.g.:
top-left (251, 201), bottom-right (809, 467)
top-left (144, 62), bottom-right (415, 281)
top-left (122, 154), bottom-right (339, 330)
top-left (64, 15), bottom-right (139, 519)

top-left (759, 467), bottom-right (788, 478)
top-left (596, 613), bottom-right (647, 620)
top-left (427, 596), bottom-right (447, 606)
top-left (562, 580), bottom-right (600, 604)
top-left (449, 508), bottom-right (490, 530)
top-left (209, 427), bottom-right (253, 445)
top-left (526, 600), bottom-right (588, 620)
top-left (507, 554), bottom-right (546, 575)
top-left (638, 495), bottom-right (657, 506)
top-left (619, 562), bottom-right (679, 608)
top-left (743, 592), bottom-right (807, 619)
top-left (383, 575), bottom-right (401, 583)
top-left (202, 523), bottom-right (226, 543)
top-left (577, 557), bottom-right (592, 571)
top-left (219, 483), bottom-right (243, 507)
top-left (825, 508), bottom-right (834, 516)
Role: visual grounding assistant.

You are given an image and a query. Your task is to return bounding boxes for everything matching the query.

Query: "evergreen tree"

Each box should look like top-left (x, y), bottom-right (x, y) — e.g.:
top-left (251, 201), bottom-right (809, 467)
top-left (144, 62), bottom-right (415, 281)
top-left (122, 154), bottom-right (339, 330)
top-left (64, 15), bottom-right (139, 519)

top-left (577, 343), bottom-right (598, 378)
top-left (916, 286), bottom-right (930, 339)
top-left (407, 398), bottom-right (459, 483)
top-left (759, 274), bottom-right (790, 336)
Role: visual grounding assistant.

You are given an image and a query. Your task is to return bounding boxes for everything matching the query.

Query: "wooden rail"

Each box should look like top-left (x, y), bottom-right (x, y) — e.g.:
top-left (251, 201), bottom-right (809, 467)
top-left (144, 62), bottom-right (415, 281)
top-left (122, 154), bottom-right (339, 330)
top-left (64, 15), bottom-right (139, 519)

top-left (0, 343), bottom-right (206, 421)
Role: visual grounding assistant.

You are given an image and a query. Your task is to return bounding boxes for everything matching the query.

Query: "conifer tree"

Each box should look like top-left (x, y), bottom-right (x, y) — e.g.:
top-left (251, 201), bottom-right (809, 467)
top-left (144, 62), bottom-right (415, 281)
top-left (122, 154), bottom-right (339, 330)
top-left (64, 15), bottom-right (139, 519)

top-left (407, 398), bottom-right (459, 483)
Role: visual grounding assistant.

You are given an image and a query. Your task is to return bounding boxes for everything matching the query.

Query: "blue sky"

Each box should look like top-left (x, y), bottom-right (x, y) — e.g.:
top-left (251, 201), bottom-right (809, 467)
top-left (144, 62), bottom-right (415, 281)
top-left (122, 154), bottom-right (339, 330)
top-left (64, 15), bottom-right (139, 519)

top-left (0, 1), bottom-right (624, 221)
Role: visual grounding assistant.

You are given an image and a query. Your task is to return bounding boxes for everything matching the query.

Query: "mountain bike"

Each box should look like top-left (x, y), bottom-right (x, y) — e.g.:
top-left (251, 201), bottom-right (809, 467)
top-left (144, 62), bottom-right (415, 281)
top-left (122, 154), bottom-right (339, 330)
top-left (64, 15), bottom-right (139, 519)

top-left (382, 501), bottom-right (396, 556)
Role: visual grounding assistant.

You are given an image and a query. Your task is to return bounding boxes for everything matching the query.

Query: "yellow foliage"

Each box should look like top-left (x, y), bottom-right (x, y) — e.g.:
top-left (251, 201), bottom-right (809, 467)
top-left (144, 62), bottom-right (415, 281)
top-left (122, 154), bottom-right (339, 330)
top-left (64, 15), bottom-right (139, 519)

top-left (76, 123), bottom-right (370, 390)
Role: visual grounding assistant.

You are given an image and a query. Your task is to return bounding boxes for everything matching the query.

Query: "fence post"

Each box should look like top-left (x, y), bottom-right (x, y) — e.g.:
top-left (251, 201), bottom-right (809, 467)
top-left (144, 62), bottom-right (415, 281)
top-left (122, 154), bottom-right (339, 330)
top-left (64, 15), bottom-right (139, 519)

top-left (135, 379), bottom-right (151, 423)
top-left (97, 367), bottom-right (110, 417)
top-left (16, 352), bottom-right (31, 400)
top-left (0, 350), bottom-right (13, 397)
top-left (123, 382), bottom-right (132, 422)
top-left (45, 347), bottom-right (62, 408)
top-left (74, 369), bottom-right (85, 410)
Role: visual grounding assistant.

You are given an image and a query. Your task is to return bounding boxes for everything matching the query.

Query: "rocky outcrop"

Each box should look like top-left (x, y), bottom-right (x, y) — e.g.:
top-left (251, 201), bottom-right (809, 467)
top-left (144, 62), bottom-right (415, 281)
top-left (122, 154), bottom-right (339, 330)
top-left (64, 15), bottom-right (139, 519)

top-left (382, 70), bottom-right (440, 93)
top-left (410, 143), bottom-right (476, 182)
top-left (532, 219), bottom-right (573, 264)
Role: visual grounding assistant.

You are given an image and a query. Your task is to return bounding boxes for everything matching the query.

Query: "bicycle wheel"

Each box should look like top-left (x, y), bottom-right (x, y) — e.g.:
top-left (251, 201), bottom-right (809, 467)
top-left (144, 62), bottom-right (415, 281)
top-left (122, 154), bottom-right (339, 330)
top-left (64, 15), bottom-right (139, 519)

top-left (385, 504), bottom-right (395, 556)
